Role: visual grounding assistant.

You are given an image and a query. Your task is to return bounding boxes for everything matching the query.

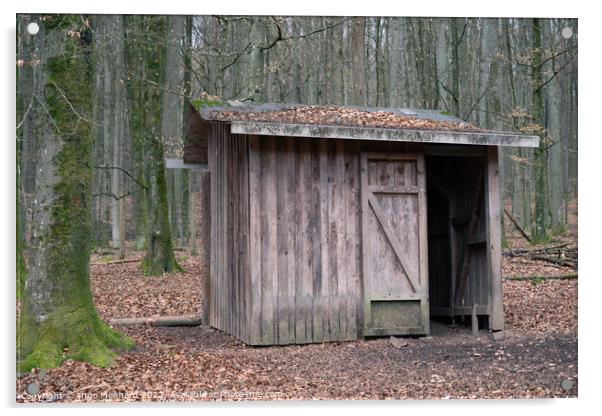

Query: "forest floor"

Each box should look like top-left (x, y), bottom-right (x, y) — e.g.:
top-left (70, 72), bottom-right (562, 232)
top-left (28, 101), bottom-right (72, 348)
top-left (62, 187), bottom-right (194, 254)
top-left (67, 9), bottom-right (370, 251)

top-left (16, 223), bottom-right (578, 402)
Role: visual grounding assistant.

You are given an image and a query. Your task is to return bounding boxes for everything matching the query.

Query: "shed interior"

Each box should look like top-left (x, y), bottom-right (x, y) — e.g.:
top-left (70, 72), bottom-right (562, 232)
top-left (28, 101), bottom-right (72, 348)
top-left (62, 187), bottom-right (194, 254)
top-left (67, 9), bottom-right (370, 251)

top-left (426, 155), bottom-right (491, 329)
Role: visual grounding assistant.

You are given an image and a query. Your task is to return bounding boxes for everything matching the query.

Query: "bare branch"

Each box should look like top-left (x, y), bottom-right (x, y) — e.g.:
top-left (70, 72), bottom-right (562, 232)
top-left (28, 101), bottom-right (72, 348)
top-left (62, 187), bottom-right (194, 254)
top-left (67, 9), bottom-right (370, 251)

top-left (94, 165), bottom-right (148, 190)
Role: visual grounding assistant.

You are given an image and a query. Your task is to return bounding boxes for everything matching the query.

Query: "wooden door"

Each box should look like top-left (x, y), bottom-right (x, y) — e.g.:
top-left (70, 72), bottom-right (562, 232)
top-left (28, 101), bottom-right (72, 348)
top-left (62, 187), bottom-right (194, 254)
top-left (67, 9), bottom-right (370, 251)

top-left (360, 153), bottom-right (429, 336)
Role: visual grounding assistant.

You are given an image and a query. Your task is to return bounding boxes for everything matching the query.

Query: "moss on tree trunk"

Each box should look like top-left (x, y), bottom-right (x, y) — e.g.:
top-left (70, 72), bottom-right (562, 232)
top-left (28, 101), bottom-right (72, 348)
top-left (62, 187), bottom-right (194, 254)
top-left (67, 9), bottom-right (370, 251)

top-left (141, 15), bottom-right (183, 276)
top-left (531, 18), bottom-right (550, 244)
top-left (142, 145), bottom-right (183, 275)
top-left (17, 15), bottom-right (133, 371)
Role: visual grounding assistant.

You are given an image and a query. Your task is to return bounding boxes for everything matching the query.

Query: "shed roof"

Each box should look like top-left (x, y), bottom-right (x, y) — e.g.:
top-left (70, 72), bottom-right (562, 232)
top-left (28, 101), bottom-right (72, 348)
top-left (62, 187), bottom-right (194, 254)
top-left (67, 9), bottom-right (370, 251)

top-left (183, 102), bottom-right (539, 164)
top-left (199, 103), bottom-right (539, 148)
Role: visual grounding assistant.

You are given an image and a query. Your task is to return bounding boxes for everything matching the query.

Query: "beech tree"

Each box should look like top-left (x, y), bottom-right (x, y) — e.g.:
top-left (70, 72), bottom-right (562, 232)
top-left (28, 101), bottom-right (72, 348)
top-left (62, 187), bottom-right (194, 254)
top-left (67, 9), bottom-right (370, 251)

top-left (142, 15), bottom-right (183, 275)
top-left (17, 15), bottom-right (133, 370)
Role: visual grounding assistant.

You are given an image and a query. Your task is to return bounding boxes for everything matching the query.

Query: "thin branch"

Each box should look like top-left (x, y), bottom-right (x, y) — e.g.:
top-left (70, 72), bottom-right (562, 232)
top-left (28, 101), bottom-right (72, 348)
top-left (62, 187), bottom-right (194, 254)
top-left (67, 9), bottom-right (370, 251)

top-left (534, 51), bottom-right (578, 93)
top-left (94, 165), bottom-right (148, 190)
top-left (48, 80), bottom-right (93, 124)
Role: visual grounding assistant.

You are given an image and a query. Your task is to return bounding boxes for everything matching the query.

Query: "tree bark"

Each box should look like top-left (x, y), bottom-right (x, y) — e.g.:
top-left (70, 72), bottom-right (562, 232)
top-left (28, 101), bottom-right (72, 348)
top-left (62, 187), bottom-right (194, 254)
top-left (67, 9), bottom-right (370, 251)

top-left (17, 15), bottom-right (133, 371)
top-left (531, 18), bottom-right (549, 243)
top-left (142, 15), bottom-right (183, 275)
top-left (351, 17), bottom-right (366, 105)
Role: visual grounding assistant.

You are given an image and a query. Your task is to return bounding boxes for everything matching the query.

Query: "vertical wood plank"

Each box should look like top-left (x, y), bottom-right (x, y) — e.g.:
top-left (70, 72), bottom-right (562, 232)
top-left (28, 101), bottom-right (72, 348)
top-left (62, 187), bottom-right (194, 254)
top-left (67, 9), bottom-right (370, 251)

top-left (417, 155), bottom-right (430, 335)
top-left (359, 152), bottom-right (371, 334)
top-left (334, 140), bottom-right (349, 339)
top-left (319, 139), bottom-right (331, 341)
top-left (286, 138), bottom-right (297, 343)
top-left (261, 137), bottom-right (277, 344)
top-left (296, 138), bottom-right (312, 343)
top-left (276, 138), bottom-right (290, 344)
top-left (309, 140), bottom-right (323, 343)
top-left (346, 143), bottom-right (360, 338)
top-left (328, 141), bottom-right (341, 340)
top-left (248, 135), bottom-right (262, 344)
top-left (486, 147), bottom-right (504, 331)
top-left (200, 171), bottom-right (211, 326)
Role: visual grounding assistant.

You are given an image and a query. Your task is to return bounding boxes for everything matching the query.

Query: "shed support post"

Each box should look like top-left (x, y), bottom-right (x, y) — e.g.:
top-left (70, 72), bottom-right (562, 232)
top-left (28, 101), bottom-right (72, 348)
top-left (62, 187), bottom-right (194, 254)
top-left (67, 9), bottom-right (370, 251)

top-left (486, 147), bottom-right (504, 331)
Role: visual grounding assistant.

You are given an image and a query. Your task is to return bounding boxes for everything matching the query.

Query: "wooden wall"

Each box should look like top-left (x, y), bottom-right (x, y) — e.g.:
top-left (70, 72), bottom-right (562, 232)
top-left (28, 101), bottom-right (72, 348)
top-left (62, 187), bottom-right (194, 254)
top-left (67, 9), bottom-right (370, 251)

top-left (208, 123), bottom-right (251, 342)
top-left (247, 136), bottom-right (362, 345)
top-left (207, 124), bottom-right (503, 344)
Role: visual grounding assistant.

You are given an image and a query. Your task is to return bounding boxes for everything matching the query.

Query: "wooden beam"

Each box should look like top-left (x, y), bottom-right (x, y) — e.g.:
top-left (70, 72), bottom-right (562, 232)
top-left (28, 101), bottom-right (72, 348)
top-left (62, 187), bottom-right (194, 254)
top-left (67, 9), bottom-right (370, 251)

top-left (368, 184), bottom-right (419, 194)
top-left (486, 147), bottom-right (504, 331)
top-left (165, 158), bottom-right (208, 171)
top-left (230, 122), bottom-right (540, 148)
top-left (467, 232), bottom-right (487, 245)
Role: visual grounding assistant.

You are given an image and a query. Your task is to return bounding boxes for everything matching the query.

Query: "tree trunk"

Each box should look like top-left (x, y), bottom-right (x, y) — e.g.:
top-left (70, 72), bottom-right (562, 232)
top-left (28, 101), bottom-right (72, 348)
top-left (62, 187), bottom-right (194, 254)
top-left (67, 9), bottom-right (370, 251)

top-left (142, 15), bottom-right (183, 275)
top-left (351, 17), bottom-right (366, 105)
top-left (17, 15), bottom-right (133, 371)
top-left (248, 18), bottom-right (266, 102)
top-left (531, 18), bottom-right (549, 243)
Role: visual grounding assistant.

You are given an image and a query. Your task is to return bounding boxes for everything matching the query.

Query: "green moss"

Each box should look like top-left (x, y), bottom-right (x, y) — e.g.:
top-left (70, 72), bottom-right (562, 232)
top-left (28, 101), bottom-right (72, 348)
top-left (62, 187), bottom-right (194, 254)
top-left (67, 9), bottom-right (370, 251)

top-left (17, 305), bottom-right (134, 371)
top-left (17, 15), bottom-right (133, 371)
top-left (191, 97), bottom-right (225, 111)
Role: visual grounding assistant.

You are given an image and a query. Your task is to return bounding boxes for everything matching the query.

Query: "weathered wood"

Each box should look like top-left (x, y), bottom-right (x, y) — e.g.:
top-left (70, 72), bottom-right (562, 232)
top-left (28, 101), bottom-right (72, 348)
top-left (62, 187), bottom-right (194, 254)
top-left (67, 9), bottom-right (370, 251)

top-left (199, 171), bottom-right (210, 325)
top-left (248, 135), bottom-right (262, 344)
top-left (165, 158), bottom-right (208, 170)
top-left (230, 122), bottom-right (540, 148)
top-left (454, 169), bottom-right (485, 305)
top-left (368, 185), bottom-right (419, 194)
top-left (296, 138), bottom-right (312, 343)
top-left (319, 139), bottom-right (331, 341)
top-left (486, 147), bottom-right (504, 331)
top-left (361, 153), bottom-right (429, 336)
top-left (260, 137), bottom-right (277, 344)
top-left (360, 153), bottom-right (372, 334)
top-left (206, 128), bottom-right (505, 345)
top-left (417, 156), bottom-right (430, 335)
top-left (334, 140), bottom-right (345, 339)
top-left (467, 232), bottom-right (487, 245)
top-left (367, 194), bottom-right (420, 292)
top-left (471, 304), bottom-right (479, 336)
top-left (345, 142), bottom-right (360, 339)
top-left (276, 138), bottom-right (290, 344)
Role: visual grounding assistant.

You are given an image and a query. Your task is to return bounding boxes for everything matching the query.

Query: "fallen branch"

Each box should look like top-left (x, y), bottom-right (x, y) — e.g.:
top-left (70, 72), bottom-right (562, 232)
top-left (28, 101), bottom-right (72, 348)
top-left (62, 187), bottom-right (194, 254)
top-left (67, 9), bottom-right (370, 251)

top-left (109, 314), bottom-right (203, 327)
top-left (503, 208), bottom-right (532, 242)
top-left (503, 274), bottom-right (577, 281)
top-left (90, 258), bottom-right (141, 266)
top-left (531, 255), bottom-right (577, 269)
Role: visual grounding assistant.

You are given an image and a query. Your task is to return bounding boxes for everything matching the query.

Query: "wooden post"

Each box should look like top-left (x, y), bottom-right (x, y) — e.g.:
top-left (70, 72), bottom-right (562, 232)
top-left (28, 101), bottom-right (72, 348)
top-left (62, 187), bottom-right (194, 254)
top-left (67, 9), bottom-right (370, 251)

top-left (471, 304), bottom-right (479, 336)
top-left (200, 171), bottom-right (211, 325)
top-left (486, 147), bottom-right (504, 331)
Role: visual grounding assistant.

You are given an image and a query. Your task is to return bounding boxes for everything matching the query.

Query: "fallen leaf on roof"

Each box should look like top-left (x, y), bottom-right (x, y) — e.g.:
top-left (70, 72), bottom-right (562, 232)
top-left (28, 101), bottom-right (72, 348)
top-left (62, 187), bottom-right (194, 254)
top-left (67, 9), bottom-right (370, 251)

top-left (209, 105), bottom-right (484, 133)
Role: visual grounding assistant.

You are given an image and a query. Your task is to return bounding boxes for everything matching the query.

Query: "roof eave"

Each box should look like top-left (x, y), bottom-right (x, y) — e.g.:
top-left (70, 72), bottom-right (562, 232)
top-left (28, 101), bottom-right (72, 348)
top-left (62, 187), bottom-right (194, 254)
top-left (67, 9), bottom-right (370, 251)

top-left (230, 121), bottom-right (540, 148)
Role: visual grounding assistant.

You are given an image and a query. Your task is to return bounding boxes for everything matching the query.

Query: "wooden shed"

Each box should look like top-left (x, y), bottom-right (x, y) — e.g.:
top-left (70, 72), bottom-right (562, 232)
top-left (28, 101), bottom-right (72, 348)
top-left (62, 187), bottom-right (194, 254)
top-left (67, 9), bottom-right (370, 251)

top-left (183, 103), bottom-right (539, 346)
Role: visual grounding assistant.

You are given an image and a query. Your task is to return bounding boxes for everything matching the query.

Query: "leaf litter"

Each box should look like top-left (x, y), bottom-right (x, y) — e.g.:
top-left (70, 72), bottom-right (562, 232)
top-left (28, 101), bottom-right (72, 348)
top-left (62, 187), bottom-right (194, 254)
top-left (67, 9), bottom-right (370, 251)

top-left (17, 238), bottom-right (577, 402)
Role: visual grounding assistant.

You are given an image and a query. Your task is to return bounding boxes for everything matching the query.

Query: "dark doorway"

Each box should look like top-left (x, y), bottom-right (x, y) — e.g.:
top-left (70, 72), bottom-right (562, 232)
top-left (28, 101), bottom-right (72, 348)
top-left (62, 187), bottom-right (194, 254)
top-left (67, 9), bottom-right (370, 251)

top-left (426, 155), bottom-right (490, 329)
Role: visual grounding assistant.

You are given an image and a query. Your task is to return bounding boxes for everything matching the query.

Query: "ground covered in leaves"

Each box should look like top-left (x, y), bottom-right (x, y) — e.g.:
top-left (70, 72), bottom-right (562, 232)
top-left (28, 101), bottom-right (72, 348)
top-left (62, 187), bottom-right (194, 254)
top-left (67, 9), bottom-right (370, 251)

top-left (17, 233), bottom-right (577, 402)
